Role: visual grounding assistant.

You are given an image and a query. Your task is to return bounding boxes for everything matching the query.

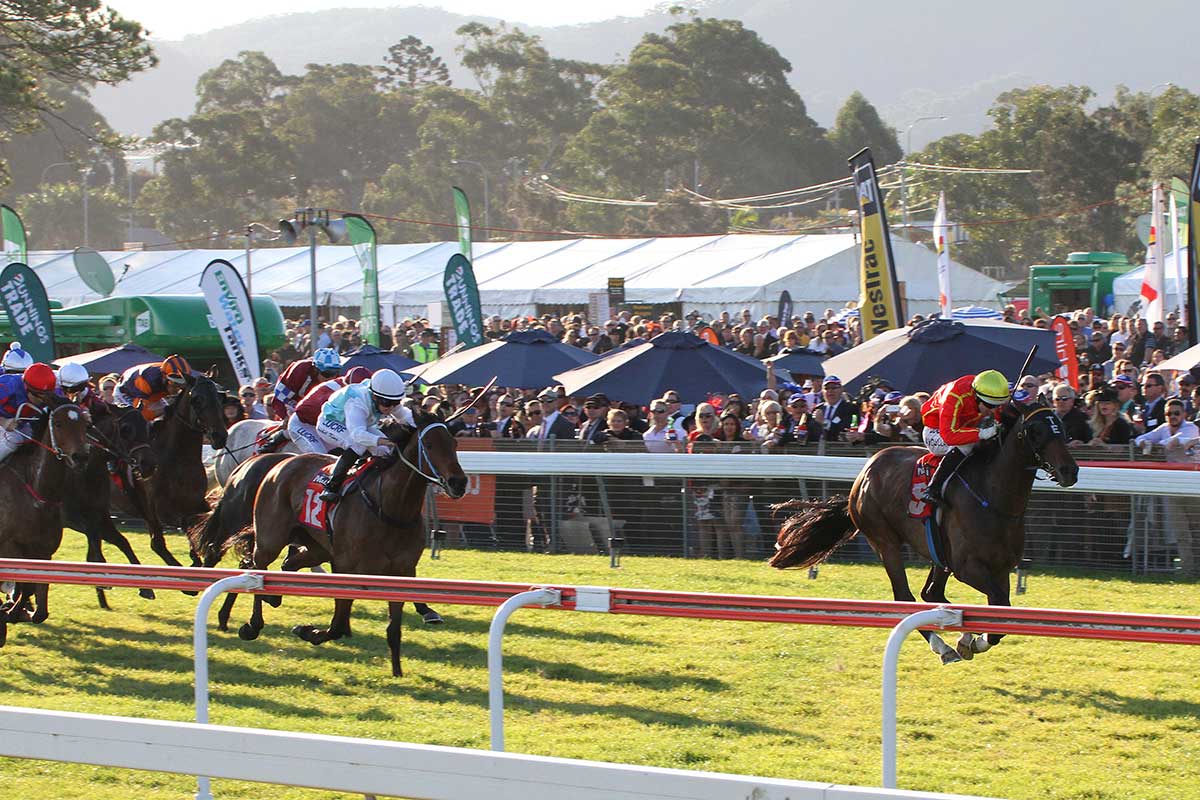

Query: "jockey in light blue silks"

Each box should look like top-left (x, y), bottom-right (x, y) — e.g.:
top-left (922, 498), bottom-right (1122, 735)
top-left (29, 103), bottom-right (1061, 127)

top-left (316, 368), bottom-right (414, 502)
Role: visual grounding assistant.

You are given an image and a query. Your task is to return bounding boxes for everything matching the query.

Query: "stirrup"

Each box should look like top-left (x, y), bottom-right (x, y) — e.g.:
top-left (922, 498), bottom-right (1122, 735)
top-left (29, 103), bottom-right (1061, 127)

top-left (319, 485), bottom-right (343, 503)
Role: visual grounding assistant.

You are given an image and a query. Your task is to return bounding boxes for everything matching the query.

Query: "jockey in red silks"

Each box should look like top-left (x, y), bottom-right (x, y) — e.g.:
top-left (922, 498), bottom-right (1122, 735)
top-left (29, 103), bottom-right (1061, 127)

top-left (282, 365), bottom-right (372, 454)
top-left (919, 369), bottom-right (1010, 505)
top-left (269, 347), bottom-right (342, 420)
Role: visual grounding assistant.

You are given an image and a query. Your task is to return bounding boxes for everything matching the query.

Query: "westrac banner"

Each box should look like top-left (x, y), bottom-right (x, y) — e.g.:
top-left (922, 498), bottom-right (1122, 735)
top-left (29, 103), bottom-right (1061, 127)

top-left (1187, 140), bottom-right (1200, 348)
top-left (849, 148), bottom-right (903, 340)
top-left (199, 259), bottom-right (261, 387)
top-left (1050, 315), bottom-right (1078, 391)
top-left (0, 262), bottom-right (54, 363)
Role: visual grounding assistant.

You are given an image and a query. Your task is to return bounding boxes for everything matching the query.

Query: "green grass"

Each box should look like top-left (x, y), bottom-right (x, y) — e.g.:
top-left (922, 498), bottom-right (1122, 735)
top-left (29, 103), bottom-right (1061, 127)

top-left (1, 533), bottom-right (1198, 800)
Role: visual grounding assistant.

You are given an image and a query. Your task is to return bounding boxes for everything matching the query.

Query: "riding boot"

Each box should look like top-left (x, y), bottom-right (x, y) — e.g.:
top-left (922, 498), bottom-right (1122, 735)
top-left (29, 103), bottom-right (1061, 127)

top-left (319, 450), bottom-right (357, 503)
top-left (261, 429), bottom-right (290, 453)
top-left (923, 448), bottom-right (966, 506)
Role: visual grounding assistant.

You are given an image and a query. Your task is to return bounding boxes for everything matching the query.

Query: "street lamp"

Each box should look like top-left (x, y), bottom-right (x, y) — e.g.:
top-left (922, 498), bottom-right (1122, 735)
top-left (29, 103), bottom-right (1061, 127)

top-left (900, 116), bottom-right (948, 230)
top-left (277, 208), bottom-right (347, 354)
top-left (450, 158), bottom-right (490, 240)
top-left (244, 222), bottom-right (282, 295)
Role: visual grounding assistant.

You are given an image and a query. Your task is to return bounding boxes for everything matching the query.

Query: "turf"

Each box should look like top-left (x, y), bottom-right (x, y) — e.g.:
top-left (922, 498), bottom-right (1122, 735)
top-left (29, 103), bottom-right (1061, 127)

top-left (0, 533), bottom-right (1197, 800)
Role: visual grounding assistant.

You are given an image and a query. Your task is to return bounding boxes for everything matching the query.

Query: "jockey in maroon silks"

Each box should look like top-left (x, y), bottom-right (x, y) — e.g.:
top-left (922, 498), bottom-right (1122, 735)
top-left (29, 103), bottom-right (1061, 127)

top-left (269, 347), bottom-right (343, 421)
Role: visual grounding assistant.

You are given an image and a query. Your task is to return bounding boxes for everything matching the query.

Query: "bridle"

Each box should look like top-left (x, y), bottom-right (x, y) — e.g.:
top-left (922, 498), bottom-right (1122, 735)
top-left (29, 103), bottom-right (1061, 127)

top-left (11, 402), bottom-right (85, 465)
top-left (395, 420), bottom-right (452, 492)
top-left (86, 406), bottom-right (153, 477)
top-left (1013, 405), bottom-right (1065, 483)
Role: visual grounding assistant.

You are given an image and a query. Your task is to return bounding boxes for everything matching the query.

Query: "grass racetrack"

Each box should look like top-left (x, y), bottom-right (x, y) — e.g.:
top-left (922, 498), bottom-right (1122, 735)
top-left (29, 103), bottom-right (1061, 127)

top-left (1, 533), bottom-right (1198, 800)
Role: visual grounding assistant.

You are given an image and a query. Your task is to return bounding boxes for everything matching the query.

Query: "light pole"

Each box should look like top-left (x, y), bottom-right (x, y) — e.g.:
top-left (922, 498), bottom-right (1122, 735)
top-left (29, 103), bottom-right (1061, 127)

top-left (279, 208), bottom-right (346, 354)
top-left (900, 116), bottom-right (947, 230)
top-left (38, 161), bottom-right (74, 186)
top-left (81, 164), bottom-right (93, 247)
top-left (451, 158), bottom-right (490, 240)
top-left (244, 222), bottom-right (282, 295)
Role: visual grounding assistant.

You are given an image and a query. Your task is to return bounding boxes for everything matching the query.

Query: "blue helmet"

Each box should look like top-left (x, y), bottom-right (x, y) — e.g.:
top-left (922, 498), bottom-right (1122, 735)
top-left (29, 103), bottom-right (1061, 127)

top-left (313, 348), bottom-right (342, 373)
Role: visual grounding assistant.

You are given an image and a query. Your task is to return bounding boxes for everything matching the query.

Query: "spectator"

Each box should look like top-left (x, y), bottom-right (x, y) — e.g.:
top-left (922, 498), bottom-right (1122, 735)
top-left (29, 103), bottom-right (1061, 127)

top-left (810, 376), bottom-right (862, 442)
top-left (643, 399), bottom-right (681, 453)
top-left (534, 386), bottom-right (575, 441)
top-left (99, 373), bottom-right (120, 404)
top-left (1051, 385), bottom-right (1090, 444)
top-left (605, 408), bottom-right (644, 449)
top-left (1135, 398), bottom-right (1199, 457)
top-left (689, 402), bottom-right (719, 441)
top-left (751, 400), bottom-right (784, 445)
top-left (894, 395), bottom-right (925, 442)
top-left (1102, 340), bottom-right (1128, 380)
top-left (1136, 371), bottom-right (1168, 433)
top-left (239, 384), bottom-right (269, 420)
top-left (1087, 386), bottom-right (1135, 445)
top-left (1083, 330), bottom-right (1110, 367)
top-left (578, 394), bottom-right (611, 444)
top-left (1111, 374), bottom-right (1138, 416)
top-left (521, 400), bottom-right (545, 438)
top-left (222, 396), bottom-right (245, 424)
top-left (780, 393), bottom-right (812, 445)
top-left (495, 396), bottom-right (525, 439)
top-left (412, 328), bottom-right (439, 364)
top-left (717, 412), bottom-right (753, 450)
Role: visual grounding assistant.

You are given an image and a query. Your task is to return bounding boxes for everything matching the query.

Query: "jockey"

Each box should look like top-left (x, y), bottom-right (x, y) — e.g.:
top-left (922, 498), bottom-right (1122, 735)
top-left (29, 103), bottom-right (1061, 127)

top-left (282, 365), bottom-right (372, 454)
top-left (316, 368), bottom-right (413, 502)
top-left (114, 354), bottom-right (192, 421)
top-left (919, 369), bottom-right (1010, 505)
top-left (270, 347), bottom-right (342, 420)
top-left (57, 361), bottom-right (108, 416)
top-left (2, 342), bottom-right (34, 374)
top-left (0, 362), bottom-right (59, 464)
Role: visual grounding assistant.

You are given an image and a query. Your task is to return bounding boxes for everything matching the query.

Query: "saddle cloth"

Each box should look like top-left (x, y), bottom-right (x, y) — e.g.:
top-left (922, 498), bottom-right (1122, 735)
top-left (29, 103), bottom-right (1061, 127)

top-left (254, 423), bottom-right (287, 453)
top-left (907, 452), bottom-right (941, 520)
top-left (297, 457), bottom-right (381, 531)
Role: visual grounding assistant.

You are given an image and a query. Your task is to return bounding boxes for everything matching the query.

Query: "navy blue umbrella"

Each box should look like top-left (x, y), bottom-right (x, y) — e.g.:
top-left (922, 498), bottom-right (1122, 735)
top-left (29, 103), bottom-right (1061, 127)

top-left (764, 348), bottom-right (826, 380)
top-left (342, 344), bottom-right (419, 374)
top-left (553, 330), bottom-right (767, 405)
top-left (54, 343), bottom-right (164, 375)
top-left (821, 318), bottom-right (1060, 395)
top-left (403, 328), bottom-right (597, 389)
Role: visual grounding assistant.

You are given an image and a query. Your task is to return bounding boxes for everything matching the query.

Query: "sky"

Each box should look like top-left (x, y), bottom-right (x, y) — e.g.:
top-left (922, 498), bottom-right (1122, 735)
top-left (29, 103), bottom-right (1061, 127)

top-left (107, 0), bottom-right (661, 39)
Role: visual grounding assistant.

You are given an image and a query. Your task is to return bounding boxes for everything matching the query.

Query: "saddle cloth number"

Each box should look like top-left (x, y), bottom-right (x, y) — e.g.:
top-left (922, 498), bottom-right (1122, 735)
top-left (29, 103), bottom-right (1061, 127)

top-left (299, 466), bottom-right (335, 530)
top-left (908, 452), bottom-right (941, 519)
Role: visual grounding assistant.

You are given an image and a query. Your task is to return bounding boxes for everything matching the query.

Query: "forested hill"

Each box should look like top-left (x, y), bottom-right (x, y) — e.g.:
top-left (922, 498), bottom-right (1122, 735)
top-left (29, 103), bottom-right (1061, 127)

top-left (92, 0), bottom-right (1198, 143)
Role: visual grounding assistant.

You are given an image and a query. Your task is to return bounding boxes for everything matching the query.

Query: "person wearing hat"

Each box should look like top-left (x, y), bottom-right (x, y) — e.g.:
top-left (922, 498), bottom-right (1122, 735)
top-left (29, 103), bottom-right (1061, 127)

top-left (1086, 386), bottom-right (1135, 445)
top-left (316, 368), bottom-right (413, 502)
top-left (0, 362), bottom-right (60, 465)
top-left (809, 375), bottom-right (860, 443)
top-left (919, 369), bottom-right (1011, 506)
top-left (2, 342), bottom-right (33, 374)
top-left (1110, 374), bottom-right (1138, 417)
top-left (577, 393), bottom-right (610, 445)
top-left (535, 386), bottom-right (574, 441)
top-left (412, 328), bottom-right (439, 364)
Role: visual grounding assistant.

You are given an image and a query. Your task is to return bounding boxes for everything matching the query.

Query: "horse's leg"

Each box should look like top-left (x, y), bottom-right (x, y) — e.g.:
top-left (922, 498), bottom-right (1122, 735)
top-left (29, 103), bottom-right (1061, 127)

top-left (920, 566), bottom-right (951, 604)
top-left (879, 528), bottom-right (961, 665)
top-left (94, 512), bottom-right (156, 601)
top-left (238, 532), bottom-right (289, 641)
top-left (953, 559), bottom-right (1011, 660)
top-left (386, 600), bottom-right (405, 677)
top-left (293, 597), bottom-right (355, 646)
top-left (82, 528), bottom-right (111, 610)
top-left (412, 602), bottom-right (443, 625)
top-left (30, 582), bottom-right (49, 624)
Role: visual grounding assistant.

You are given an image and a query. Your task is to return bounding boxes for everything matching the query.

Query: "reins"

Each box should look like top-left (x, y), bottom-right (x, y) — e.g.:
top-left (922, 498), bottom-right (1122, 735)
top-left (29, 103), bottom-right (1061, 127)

top-left (953, 405), bottom-right (1061, 522)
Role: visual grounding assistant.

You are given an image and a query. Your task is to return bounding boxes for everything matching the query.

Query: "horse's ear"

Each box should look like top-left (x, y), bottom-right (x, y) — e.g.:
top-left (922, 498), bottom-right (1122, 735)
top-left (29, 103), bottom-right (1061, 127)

top-left (206, 365), bottom-right (218, 379)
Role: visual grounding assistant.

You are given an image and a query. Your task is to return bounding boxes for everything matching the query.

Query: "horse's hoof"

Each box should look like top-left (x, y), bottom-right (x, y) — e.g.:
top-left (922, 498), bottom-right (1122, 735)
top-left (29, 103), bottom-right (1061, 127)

top-left (421, 610), bottom-right (444, 625)
top-left (237, 623), bottom-right (260, 641)
top-left (309, 565), bottom-right (326, 574)
top-left (291, 624), bottom-right (322, 645)
top-left (31, 610), bottom-right (48, 625)
top-left (1, 581), bottom-right (15, 596)
top-left (940, 649), bottom-right (964, 665)
top-left (955, 634), bottom-right (977, 661)
top-left (181, 589), bottom-right (199, 597)
top-left (139, 588), bottom-right (156, 600)
top-left (263, 594), bottom-right (283, 609)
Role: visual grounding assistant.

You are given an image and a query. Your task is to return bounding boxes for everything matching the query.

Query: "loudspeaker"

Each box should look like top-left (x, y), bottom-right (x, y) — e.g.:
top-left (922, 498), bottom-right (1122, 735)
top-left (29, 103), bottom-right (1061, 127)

top-left (278, 218), bottom-right (304, 245)
top-left (322, 218), bottom-right (348, 244)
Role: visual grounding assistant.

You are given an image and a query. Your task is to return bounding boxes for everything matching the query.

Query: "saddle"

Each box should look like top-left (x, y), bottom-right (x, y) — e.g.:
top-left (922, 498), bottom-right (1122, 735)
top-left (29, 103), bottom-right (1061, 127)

top-left (297, 456), bottom-right (385, 532)
top-left (254, 423), bottom-right (288, 454)
top-left (909, 452), bottom-right (951, 571)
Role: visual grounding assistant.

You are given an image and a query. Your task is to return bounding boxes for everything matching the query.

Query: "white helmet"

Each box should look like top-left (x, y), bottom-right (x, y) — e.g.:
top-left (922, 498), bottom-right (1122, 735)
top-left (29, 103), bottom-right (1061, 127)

top-left (369, 368), bottom-right (407, 403)
top-left (58, 362), bottom-right (91, 391)
top-left (3, 342), bottom-right (33, 373)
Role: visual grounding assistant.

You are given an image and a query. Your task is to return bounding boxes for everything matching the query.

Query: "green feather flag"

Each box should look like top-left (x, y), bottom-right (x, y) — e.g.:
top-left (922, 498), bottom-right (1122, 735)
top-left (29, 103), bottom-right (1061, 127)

top-left (344, 214), bottom-right (380, 347)
top-left (452, 186), bottom-right (472, 261)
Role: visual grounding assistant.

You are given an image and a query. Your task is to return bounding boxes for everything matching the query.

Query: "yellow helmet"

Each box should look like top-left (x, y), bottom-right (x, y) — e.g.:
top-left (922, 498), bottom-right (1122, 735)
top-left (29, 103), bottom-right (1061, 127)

top-left (972, 370), bottom-right (1009, 406)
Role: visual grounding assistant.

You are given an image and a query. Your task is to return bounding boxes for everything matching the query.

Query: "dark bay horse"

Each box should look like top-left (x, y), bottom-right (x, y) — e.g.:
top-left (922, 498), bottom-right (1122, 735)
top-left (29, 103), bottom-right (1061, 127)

top-left (770, 403), bottom-right (1079, 663)
top-left (112, 373), bottom-right (228, 568)
top-left (236, 409), bottom-right (468, 676)
top-left (63, 403), bottom-right (158, 609)
top-left (0, 404), bottom-right (91, 643)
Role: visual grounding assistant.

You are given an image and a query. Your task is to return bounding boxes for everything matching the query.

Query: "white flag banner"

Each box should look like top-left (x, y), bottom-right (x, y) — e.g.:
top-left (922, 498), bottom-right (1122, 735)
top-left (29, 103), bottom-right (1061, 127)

top-left (1139, 184), bottom-right (1165, 325)
top-left (1170, 190), bottom-right (1185, 315)
top-left (933, 192), bottom-right (952, 318)
top-left (199, 259), bottom-right (261, 387)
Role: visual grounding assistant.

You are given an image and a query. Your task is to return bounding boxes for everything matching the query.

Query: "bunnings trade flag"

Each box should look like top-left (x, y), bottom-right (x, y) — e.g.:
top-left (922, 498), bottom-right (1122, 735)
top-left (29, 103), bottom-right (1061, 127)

top-left (1188, 141), bottom-right (1200, 348)
top-left (452, 186), bottom-right (473, 261)
top-left (1139, 183), bottom-right (1165, 326)
top-left (443, 253), bottom-right (484, 348)
top-left (933, 192), bottom-right (952, 318)
top-left (0, 263), bottom-right (55, 362)
top-left (199, 259), bottom-right (261, 387)
top-left (1, 205), bottom-right (27, 263)
top-left (849, 148), bottom-right (903, 340)
top-left (344, 214), bottom-right (380, 347)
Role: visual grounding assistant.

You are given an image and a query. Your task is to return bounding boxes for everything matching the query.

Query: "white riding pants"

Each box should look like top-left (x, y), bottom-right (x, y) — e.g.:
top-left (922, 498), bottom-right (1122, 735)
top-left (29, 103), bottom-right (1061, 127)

top-left (0, 423), bottom-right (31, 463)
top-left (287, 414), bottom-right (327, 455)
top-left (922, 427), bottom-right (975, 457)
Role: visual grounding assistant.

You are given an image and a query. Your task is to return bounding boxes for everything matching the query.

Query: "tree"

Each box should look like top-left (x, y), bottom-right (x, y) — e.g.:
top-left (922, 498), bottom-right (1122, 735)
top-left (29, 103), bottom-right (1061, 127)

top-left (0, 0), bottom-right (155, 183)
top-left (827, 92), bottom-right (901, 164)
top-left (195, 51), bottom-right (293, 116)
top-left (380, 36), bottom-right (450, 90)
top-left (17, 181), bottom-right (126, 250)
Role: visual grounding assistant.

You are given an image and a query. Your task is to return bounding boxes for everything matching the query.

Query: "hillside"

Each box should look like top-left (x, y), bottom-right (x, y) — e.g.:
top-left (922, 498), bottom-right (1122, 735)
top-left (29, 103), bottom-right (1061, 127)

top-left (92, 0), bottom-right (1198, 146)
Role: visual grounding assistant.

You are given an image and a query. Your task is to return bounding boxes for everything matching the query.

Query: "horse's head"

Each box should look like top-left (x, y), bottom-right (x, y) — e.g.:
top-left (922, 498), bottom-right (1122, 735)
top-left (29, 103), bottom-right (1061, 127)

top-left (178, 373), bottom-right (229, 449)
top-left (394, 407), bottom-right (469, 499)
top-left (1012, 403), bottom-right (1078, 488)
top-left (113, 405), bottom-right (158, 477)
top-left (44, 404), bottom-right (91, 467)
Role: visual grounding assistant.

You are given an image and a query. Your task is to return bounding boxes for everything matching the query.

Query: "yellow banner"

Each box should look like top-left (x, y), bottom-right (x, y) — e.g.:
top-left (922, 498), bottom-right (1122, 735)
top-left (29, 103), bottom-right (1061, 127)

top-left (1188, 141), bottom-right (1200, 348)
top-left (849, 149), bottom-right (903, 340)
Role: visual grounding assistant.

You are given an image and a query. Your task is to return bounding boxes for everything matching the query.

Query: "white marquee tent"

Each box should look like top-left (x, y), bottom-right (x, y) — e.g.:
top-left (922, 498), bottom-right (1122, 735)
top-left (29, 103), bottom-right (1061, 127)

top-left (24, 233), bottom-right (1007, 322)
top-left (1111, 249), bottom-right (1188, 315)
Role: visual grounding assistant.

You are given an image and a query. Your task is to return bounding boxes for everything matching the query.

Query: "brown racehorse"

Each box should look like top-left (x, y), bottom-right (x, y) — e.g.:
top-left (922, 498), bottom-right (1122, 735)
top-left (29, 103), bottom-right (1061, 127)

top-left (112, 373), bottom-right (228, 569)
top-left (63, 403), bottom-right (158, 609)
top-left (236, 409), bottom-right (468, 675)
top-left (0, 404), bottom-right (91, 643)
top-left (770, 403), bottom-right (1078, 664)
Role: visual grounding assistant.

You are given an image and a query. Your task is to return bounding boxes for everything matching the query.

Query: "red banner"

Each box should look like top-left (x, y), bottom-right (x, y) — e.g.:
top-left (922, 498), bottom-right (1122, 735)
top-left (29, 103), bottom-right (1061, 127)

top-left (433, 437), bottom-right (496, 525)
top-left (1050, 316), bottom-right (1078, 391)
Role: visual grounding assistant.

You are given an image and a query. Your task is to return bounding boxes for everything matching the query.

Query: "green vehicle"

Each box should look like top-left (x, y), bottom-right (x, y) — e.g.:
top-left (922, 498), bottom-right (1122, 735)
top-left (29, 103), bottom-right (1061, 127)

top-left (0, 294), bottom-right (286, 376)
top-left (1028, 252), bottom-right (1132, 318)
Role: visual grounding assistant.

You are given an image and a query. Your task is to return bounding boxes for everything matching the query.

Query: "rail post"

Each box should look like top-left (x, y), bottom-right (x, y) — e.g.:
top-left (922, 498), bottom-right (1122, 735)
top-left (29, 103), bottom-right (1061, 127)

top-left (881, 606), bottom-right (962, 789)
top-left (193, 572), bottom-right (263, 800)
top-left (488, 588), bottom-right (562, 752)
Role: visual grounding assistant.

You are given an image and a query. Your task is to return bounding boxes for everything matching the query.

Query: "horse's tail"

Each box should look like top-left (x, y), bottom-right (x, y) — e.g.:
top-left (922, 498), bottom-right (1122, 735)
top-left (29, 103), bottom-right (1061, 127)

top-left (187, 492), bottom-right (247, 567)
top-left (768, 496), bottom-right (857, 569)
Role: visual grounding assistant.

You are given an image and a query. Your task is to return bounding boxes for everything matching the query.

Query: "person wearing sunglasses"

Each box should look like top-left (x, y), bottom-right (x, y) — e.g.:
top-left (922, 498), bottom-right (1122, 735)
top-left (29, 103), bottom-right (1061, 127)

top-left (316, 368), bottom-right (413, 502)
top-left (1134, 398), bottom-right (1199, 461)
top-left (239, 384), bottom-right (269, 420)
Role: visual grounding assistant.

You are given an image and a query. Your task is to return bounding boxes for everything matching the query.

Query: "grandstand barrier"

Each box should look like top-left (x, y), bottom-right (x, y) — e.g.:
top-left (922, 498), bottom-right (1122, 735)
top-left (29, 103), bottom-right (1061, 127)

top-left (2, 559), bottom-right (1199, 792)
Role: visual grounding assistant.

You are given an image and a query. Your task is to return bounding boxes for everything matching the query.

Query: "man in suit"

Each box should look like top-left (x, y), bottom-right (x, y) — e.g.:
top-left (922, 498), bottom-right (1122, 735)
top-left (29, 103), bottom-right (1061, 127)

top-left (537, 386), bottom-right (576, 441)
top-left (810, 375), bottom-right (863, 442)
top-left (578, 394), bottom-right (611, 445)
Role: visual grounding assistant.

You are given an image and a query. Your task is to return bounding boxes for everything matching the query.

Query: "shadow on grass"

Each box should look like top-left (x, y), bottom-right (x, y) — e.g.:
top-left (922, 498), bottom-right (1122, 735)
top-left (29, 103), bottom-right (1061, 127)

top-left (987, 684), bottom-right (1200, 719)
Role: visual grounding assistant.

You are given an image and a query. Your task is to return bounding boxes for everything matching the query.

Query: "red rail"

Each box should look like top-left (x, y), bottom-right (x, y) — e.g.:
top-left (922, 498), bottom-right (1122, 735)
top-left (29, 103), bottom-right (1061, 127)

top-left (2, 559), bottom-right (1199, 646)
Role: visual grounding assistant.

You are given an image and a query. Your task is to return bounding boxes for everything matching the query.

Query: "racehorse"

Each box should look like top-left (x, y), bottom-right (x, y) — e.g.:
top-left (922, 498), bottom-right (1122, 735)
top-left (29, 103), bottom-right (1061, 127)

top-left (63, 404), bottom-right (159, 609)
top-left (0, 404), bottom-right (91, 644)
top-left (234, 408), bottom-right (468, 676)
top-left (112, 373), bottom-right (228, 568)
top-left (213, 418), bottom-right (298, 486)
top-left (770, 402), bottom-right (1079, 664)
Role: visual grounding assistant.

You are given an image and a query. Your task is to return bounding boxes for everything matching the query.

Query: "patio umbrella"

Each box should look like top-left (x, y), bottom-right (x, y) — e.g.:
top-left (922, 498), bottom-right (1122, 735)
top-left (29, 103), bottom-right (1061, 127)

top-left (54, 343), bottom-right (163, 375)
top-left (763, 348), bottom-right (826, 380)
top-left (342, 344), bottom-right (418, 374)
top-left (951, 305), bottom-right (1003, 320)
top-left (403, 328), bottom-right (597, 389)
top-left (553, 330), bottom-right (767, 405)
top-left (820, 318), bottom-right (1060, 395)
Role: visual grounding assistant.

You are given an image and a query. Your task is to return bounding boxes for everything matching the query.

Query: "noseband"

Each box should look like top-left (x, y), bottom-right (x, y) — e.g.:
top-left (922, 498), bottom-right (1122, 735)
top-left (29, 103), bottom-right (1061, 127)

top-left (1014, 406), bottom-right (1065, 481)
top-left (395, 421), bottom-right (452, 491)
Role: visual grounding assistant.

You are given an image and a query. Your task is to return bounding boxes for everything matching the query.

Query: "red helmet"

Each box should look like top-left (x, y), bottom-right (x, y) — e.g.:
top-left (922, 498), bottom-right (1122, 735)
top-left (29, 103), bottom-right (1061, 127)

top-left (344, 366), bottom-right (372, 385)
top-left (23, 362), bottom-right (57, 393)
